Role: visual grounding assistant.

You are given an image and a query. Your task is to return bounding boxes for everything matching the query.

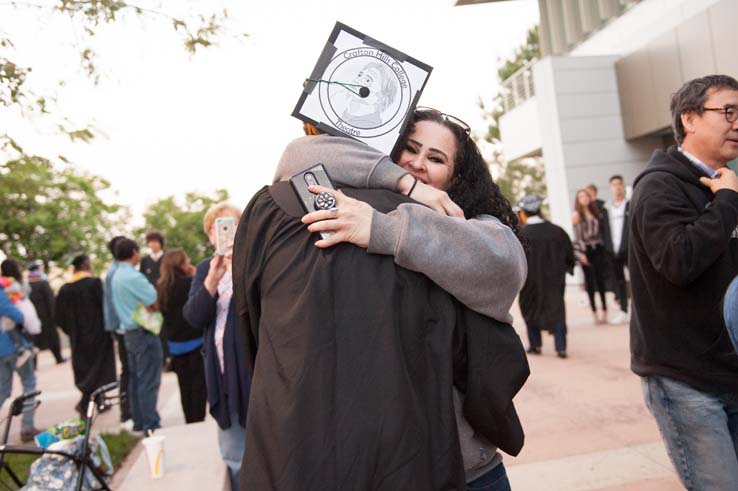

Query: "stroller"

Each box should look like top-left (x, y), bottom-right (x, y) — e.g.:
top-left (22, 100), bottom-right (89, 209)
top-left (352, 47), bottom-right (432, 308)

top-left (0, 382), bottom-right (121, 490)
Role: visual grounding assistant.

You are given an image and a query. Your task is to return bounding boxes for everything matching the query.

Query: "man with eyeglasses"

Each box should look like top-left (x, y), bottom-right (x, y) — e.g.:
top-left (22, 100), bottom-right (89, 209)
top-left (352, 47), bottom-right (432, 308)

top-left (629, 74), bottom-right (738, 489)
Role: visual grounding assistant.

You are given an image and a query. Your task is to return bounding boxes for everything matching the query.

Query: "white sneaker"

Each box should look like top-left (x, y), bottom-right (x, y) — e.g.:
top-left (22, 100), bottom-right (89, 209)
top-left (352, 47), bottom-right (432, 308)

top-left (609, 311), bottom-right (629, 325)
top-left (120, 419), bottom-right (135, 431)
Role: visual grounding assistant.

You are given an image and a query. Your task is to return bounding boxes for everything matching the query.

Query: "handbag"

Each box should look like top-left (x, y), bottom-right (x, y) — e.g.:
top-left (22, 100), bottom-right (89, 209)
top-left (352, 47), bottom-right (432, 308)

top-left (131, 304), bottom-right (163, 335)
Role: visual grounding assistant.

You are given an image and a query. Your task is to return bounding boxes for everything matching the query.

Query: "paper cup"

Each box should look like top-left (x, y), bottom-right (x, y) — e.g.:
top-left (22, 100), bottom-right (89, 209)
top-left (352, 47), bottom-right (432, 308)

top-left (142, 435), bottom-right (165, 479)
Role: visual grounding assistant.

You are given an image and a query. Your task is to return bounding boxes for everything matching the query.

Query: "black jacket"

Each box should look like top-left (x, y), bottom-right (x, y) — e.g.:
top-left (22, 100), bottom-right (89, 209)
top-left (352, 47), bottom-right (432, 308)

top-left (139, 255), bottom-right (162, 286)
top-left (161, 276), bottom-right (199, 344)
top-left (603, 201), bottom-right (630, 261)
top-left (233, 184), bottom-right (466, 490)
top-left (629, 146), bottom-right (738, 393)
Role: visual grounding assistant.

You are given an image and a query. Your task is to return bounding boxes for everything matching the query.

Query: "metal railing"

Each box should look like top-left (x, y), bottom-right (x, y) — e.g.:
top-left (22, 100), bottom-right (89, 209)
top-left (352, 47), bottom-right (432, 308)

top-left (501, 59), bottom-right (536, 113)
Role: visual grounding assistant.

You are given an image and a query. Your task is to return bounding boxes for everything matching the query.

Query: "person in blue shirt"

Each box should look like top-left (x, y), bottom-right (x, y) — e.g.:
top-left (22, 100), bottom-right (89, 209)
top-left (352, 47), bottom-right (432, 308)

top-left (0, 289), bottom-right (40, 442)
top-left (110, 238), bottom-right (161, 433)
top-left (103, 236), bottom-right (133, 428)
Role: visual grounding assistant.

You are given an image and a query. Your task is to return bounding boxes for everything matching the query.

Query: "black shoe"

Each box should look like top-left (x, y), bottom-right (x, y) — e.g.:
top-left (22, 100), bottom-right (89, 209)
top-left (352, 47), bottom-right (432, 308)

top-left (526, 347), bottom-right (541, 355)
top-left (557, 351), bottom-right (568, 359)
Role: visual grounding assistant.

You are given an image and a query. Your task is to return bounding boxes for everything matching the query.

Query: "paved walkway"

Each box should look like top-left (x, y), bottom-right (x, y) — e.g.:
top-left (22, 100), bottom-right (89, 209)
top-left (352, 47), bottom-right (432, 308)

top-left (506, 286), bottom-right (682, 490)
top-left (0, 287), bottom-right (685, 490)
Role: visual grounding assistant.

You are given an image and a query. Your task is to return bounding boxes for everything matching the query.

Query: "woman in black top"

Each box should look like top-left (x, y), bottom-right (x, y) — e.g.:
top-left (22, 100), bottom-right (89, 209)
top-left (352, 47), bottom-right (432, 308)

top-left (572, 189), bottom-right (609, 325)
top-left (157, 249), bottom-right (206, 424)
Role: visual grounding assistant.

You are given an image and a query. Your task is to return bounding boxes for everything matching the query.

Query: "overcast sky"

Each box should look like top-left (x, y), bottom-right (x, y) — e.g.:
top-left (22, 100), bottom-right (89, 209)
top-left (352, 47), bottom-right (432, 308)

top-left (3, 0), bottom-right (539, 219)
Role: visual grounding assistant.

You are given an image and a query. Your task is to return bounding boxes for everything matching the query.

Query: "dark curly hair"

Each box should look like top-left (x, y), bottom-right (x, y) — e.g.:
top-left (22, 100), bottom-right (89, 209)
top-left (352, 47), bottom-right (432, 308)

top-left (393, 109), bottom-right (519, 236)
top-left (0, 259), bottom-right (22, 282)
top-left (671, 74), bottom-right (738, 144)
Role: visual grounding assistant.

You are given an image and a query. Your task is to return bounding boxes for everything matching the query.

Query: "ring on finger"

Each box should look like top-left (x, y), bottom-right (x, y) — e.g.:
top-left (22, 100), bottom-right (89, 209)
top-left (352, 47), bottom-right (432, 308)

top-left (329, 207), bottom-right (339, 216)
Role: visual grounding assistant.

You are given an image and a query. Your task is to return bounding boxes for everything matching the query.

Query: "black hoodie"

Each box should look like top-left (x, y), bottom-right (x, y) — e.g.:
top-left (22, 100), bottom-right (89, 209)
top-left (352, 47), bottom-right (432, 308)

top-left (629, 146), bottom-right (738, 393)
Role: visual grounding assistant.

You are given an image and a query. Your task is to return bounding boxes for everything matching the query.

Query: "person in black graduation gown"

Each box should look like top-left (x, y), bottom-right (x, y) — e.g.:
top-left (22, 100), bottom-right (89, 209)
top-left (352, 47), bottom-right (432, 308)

top-left (55, 254), bottom-right (116, 415)
top-left (233, 183), bottom-right (468, 491)
top-left (140, 230), bottom-right (170, 365)
top-left (139, 231), bottom-right (165, 285)
top-left (27, 260), bottom-right (65, 364)
top-left (517, 195), bottom-right (576, 358)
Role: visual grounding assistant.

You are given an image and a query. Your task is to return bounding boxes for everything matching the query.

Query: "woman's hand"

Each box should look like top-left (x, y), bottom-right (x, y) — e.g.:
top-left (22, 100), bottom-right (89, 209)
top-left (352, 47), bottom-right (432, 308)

top-left (302, 185), bottom-right (374, 249)
top-left (396, 175), bottom-right (464, 218)
top-left (204, 253), bottom-right (228, 296)
top-left (577, 252), bottom-right (589, 267)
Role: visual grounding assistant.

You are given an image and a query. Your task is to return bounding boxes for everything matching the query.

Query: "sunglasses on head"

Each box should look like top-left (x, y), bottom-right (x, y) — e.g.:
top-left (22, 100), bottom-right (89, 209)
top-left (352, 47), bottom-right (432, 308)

top-left (414, 106), bottom-right (471, 135)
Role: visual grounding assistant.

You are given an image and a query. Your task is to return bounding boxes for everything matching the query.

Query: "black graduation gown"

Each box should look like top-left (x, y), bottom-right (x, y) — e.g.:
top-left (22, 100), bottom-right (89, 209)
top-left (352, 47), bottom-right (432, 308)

top-left (233, 183), bottom-right (466, 491)
top-left (28, 278), bottom-right (61, 351)
top-left (518, 221), bottom-right (575, 330)
top-left (140, 255), bottom-right (162, 286)
top-left (55, 277), bottom-right (115, 395)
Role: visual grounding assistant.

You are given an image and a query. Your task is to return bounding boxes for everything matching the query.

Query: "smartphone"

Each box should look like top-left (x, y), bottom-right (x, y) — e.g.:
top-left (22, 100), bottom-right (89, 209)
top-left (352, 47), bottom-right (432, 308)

top-left (214, 216), bottom-right (236, 256)
top-left (289, 163), bottom-right (337, 240)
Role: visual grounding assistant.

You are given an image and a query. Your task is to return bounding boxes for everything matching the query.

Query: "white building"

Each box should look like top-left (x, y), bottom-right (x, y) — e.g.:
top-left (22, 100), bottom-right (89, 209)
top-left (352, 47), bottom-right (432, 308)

top-left (459, 0), bottom-right (738, 232)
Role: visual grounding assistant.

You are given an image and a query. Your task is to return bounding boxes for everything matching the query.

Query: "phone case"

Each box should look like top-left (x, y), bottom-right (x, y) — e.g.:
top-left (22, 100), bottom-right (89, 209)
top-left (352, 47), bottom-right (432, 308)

top-left (289, 163), bottom-right (336, 240)
top-left (215, 217), bottom-right (236, 256)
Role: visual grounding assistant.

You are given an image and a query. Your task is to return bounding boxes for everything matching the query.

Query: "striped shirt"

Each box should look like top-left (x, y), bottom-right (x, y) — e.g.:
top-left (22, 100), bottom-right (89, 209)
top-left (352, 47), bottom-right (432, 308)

top-left (573, 216), bottom-right (602, 255)
top-left (679, 147), bottom-right (719, 178)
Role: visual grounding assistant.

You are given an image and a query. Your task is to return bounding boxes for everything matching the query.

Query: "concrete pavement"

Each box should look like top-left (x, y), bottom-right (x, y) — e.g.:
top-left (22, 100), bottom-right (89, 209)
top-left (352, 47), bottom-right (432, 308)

top-left (0, 287), bottom-right (686, 490)
top-left (506, 286), bottom-right (682, 490)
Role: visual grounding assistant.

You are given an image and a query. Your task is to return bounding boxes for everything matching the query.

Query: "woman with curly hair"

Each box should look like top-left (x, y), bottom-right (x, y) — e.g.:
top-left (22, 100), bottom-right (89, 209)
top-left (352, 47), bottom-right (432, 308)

top-left (274, 107), bottom-right (526, 491)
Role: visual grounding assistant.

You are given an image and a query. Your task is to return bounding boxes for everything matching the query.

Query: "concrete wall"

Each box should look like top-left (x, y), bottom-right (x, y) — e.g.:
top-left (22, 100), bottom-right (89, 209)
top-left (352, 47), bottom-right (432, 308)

top-left (532, 56), bottom-right (659, 234)
top-left (570, 0), bottom-right (723, 57)
top-left (616, 0), bottom-right (738, 139)
top-left (499, 97), bottom-right (542, 162)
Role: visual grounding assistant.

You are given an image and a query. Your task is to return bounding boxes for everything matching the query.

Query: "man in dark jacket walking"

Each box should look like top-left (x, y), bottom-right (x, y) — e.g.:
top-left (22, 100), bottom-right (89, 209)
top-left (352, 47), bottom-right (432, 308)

top-left (629, 74), bottom-right (738, 489)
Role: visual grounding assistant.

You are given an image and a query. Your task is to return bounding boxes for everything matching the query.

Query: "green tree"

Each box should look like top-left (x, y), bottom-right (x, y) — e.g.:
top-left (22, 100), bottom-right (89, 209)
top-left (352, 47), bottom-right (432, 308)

top-left (0, 1), bottom-right (234, 270)
top-left (480, 25), bottom-right (546, 205)
top-left (137, 189), bottom-right (230, 265)
top-left (0, 142), bottom-right (128, 272)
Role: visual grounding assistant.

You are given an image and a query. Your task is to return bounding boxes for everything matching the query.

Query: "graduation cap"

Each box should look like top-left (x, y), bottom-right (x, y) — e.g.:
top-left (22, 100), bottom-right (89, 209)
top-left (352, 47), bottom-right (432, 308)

top-left (293, 21), bottom-right (433, 156)
top-left (26, 259), bottom-right (43, 271)
top-left (62, 247), bottom-right (86, 267)
top-left (517, 195), bottom-right (545, 215)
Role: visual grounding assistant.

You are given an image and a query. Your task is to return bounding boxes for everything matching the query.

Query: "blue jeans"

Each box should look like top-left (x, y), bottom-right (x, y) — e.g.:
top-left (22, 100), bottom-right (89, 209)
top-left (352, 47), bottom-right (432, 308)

top-left (467, 463), bottom-right (511, 491)
top-left (217, 413), bottom-right (245, 491)
top-left (641, 375), bottom-right (738, 490)
top-left (526, 321), bottom-right (566, 353)
top-left (723, 275), bottom-right (738, 353)
top-left (0, 353), bottom-right (37, 432)
top-left (124, 329), bottom-right (163, 432)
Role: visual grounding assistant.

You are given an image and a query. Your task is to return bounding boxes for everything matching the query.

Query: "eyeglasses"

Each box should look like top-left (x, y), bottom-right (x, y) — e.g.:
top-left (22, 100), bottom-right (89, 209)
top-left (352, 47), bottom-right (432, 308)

top-left (702, 105), bottom-right (738, 123)
top-left (414, 106), bottom-right (471, 135)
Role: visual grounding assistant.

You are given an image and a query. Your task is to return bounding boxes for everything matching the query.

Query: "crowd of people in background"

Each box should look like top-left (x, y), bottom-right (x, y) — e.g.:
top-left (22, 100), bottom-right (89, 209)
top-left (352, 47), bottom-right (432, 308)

top-left (0, 202), bottom-right (250, 482)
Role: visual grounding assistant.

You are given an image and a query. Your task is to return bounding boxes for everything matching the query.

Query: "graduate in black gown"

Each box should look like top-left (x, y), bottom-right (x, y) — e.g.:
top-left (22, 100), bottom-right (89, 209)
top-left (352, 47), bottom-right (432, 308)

top-left (55, 254), bottom-right (116, 414)
top-left (518, 195), bottom-right (576, 358)
top-left (233, 183), bottom-right (468, 490)
top-left (27, 260), bottom-right (65, 364)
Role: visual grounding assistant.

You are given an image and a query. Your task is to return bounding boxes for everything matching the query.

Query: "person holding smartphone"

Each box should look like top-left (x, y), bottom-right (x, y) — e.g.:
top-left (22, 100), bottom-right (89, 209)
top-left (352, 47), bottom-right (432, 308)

top-left (182, 202), bottom-right (250, 490)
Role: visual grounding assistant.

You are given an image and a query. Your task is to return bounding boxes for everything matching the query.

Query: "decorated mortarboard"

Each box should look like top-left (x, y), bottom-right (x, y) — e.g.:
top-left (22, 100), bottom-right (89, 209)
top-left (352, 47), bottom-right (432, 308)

top-left (293, 21), bottom-right (432, 156)
top-left (517, 195), bottom-right (545, 215)
top-left (62, 247), bottom-right (86, 267)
